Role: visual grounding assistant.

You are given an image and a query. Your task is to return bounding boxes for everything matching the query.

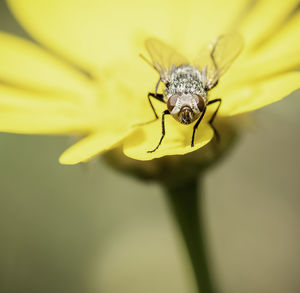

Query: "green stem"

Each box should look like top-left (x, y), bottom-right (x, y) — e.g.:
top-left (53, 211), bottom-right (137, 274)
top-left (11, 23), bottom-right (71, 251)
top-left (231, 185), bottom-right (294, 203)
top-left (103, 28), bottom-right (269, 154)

top-left (164, 176), bottom-right (216, 293)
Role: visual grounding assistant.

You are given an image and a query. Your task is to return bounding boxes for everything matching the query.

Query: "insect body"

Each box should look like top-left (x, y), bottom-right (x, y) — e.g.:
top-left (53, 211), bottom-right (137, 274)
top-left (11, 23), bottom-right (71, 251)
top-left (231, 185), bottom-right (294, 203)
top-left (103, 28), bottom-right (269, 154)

top-left (145, 32), bottom-right (243, 153)
top-left (165, 65), bottom-right (207, 125)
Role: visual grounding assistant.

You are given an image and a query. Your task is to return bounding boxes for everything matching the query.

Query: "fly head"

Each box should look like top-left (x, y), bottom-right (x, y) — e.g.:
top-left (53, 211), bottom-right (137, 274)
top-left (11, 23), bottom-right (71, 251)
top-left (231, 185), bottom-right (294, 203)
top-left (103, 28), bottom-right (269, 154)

top-left (167, 94), bottom-right (206, 125)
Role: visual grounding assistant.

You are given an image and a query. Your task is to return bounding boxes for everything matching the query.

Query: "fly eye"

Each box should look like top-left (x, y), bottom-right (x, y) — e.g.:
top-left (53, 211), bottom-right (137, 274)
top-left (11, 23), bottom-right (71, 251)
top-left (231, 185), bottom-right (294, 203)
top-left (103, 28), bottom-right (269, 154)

top-left (167, 94), bottom-right (179, 112)
top-left (194, 94), bottom-right (205, 112)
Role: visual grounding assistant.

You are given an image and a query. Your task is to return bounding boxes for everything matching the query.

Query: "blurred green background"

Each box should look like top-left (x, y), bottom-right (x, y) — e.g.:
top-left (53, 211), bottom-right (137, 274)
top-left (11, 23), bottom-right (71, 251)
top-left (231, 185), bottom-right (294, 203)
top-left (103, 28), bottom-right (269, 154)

top-left (0, 1), bottom-right (299, 292)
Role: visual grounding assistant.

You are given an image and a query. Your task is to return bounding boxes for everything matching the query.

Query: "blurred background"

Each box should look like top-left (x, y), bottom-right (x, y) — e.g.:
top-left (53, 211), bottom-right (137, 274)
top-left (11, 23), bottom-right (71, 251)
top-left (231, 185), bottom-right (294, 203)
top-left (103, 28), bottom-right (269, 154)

top-left (0, 1), bottom-right (299, 292)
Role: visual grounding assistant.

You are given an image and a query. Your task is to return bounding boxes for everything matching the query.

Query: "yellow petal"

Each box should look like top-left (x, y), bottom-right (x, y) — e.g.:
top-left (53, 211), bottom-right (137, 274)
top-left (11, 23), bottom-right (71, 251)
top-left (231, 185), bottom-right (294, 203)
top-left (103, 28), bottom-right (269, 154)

top-left (59, 128), bottom-right (134, 165)
top-left (0, 112), bottom-right (89, 134)
top-left (123, 114), bottom-right (214, 161)
top-left (6, 0), bottom-right (178, 72)
top-left (0, 84), bottom-right (79, 111)
top-left (0, 32), bottom-right (93, 99)
top-left (8, 0), bottom-right (250, 72)
top-left (219, 71), bottom-right (300, 116)
top-left (0, 84), bottom-right (90, 134)
top-left (226, 11), bottom-right (300, 84)
top-left (239, 0), bottom-right (299, 51)
top-left (224, 51), bottom-right (300, 86)
top-left (171, 0), bottom-right (250, 56)
top-left (259, 10), bottom-right (300, 57)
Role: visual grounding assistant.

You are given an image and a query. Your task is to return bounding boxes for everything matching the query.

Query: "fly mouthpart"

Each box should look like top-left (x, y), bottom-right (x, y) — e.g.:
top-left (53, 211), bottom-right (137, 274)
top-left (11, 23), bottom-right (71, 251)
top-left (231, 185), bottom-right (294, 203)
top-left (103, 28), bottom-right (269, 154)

top-left (179, 106), bottom-right (193, 124)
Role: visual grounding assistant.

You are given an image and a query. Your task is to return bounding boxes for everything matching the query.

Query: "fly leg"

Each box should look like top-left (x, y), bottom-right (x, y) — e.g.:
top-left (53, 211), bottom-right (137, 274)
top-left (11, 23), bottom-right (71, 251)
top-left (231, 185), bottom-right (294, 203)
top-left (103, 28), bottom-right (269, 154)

top-left (191, 107), bottom-right (207, 147)
top-left (134, 78), bottom-right (164, 127)
top-left (207, 98), bottom-right (222, 141)
top-left (147, 92), bottom-right (164, 119)
top-left (147, 77), bottom-right (164, 119)
top-left (148, 110), bottom-right (170, 153)
top-left (134, 92), bottom-right (164, 127)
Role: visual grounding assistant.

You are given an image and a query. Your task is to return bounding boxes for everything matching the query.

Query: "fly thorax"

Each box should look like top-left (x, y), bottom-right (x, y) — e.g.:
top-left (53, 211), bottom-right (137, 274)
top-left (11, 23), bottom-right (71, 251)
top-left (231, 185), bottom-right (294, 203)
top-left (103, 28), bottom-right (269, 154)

top-left (164, 65), bottom-right (207, 102)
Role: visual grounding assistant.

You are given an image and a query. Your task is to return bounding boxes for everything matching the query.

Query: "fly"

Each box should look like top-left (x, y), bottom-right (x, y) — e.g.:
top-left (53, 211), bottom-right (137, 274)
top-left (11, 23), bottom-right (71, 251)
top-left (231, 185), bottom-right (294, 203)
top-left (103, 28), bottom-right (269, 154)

top-left (143, 32), bottom-right (244, 153)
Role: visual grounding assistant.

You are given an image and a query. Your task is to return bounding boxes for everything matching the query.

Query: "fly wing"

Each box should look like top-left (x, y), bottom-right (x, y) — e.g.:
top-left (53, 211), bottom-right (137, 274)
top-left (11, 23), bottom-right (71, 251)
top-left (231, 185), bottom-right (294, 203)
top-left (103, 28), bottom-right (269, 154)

top-left (194, 32), bottom-right (244, 89)
top-left (145, 38), bottom-right (189, 83)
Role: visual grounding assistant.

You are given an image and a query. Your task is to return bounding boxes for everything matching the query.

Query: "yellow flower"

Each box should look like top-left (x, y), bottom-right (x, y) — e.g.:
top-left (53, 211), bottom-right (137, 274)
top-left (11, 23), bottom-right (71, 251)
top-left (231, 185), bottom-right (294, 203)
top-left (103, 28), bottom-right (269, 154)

top-left (1, 0), bottom-right (299, 164)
